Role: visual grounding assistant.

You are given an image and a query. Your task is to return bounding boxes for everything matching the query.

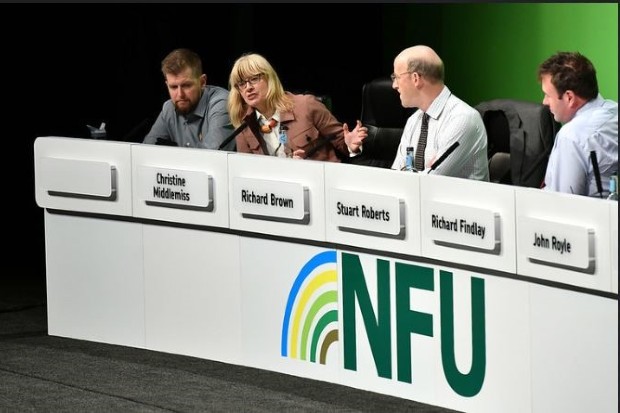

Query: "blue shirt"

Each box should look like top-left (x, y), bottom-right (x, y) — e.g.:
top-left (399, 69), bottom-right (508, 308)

top-left (143, 85), bottom-right (234, 150)
top-left (543, 95), bottom-right (618, 197)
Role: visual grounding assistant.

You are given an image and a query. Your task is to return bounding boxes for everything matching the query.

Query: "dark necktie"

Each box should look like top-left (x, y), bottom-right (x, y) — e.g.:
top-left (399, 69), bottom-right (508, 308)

top-left (415, 113), bottom-right (429, 171)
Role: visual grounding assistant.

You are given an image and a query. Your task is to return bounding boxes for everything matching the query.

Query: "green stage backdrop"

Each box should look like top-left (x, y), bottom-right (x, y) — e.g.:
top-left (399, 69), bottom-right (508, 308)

top-left (440, 3), bottom-right (618, 106)
top-left (382, 3), bottom-right (617, 107)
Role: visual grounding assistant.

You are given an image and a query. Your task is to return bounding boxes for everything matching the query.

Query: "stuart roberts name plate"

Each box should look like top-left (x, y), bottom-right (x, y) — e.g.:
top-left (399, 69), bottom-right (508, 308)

top-left (329, 188), bottom-right (405, 239)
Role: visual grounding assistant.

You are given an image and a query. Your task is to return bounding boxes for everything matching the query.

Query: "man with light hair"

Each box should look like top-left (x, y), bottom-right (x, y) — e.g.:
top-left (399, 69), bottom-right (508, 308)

top-left (391, 45), bottom-right (489, 181)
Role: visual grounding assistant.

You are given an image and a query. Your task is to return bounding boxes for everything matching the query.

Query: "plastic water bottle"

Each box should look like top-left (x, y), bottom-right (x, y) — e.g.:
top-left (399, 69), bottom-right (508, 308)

top-left (607, 175), bottom-right (618, 201)
top-left (405, 147), bottom-right (414, 171)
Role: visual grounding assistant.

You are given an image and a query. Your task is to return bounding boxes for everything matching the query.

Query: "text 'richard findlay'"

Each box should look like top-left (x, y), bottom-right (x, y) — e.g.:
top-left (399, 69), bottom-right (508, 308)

top-left (431, 214), bottom-right (486, 239)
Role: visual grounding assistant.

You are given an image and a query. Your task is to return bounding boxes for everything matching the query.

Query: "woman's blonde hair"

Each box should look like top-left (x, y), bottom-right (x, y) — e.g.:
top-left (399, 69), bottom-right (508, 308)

top-left (227, 53), bottom-right (294, 127)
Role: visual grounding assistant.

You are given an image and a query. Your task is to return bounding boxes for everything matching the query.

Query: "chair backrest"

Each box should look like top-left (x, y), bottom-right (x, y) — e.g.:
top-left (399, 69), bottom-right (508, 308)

top-left (351, 77), bottom-right (414, 168)
top-left (475, 99), bottom-right (560, 187)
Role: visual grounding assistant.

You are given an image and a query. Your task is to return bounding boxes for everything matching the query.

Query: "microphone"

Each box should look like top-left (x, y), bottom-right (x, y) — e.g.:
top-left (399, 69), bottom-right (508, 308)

top-left (303, 134), bottom-right (337, 159)
top-left (427, 141), bottom-right (460, 173)
top-left (218, 121), bottom-right (248, 150)
top-left (122, 117), bottom-right (153, 142)
top-left (590, 150), bottom-right (604, 198)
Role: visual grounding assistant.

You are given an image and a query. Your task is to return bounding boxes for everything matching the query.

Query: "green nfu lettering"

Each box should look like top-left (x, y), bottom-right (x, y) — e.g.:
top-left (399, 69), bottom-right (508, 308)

top-left (341, 253), bottom-right (486, 397)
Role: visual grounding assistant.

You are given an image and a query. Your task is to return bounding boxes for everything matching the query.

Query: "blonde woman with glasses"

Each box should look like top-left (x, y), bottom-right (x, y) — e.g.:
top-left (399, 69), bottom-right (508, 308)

top-left (227, 53), bottom-right (367, 161)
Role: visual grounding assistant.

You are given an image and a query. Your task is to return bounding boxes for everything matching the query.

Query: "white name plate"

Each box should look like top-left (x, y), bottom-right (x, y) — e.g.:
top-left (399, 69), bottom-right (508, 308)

top-left (519, 216), bottom-right (595, 274)
top-left (40, 157), bottom-right (116, 200)
top-left (138, 166), bottom-right (212, 211)
top-left (329, 188), bottom-right (405, 239)
top-left (424, 201), bottom-right (500, 254)
top-left (232, 177), bottom-right (309, 224)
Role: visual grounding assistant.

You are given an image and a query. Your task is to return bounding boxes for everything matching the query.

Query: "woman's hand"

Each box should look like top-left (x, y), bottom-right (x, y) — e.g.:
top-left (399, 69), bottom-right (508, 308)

top-left (344, 120), bottom-right (368, 154)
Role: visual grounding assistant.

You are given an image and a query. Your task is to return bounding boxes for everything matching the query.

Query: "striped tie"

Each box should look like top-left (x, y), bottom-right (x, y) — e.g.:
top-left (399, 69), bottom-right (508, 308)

top-left (414, 113), bottom-right (429, 171)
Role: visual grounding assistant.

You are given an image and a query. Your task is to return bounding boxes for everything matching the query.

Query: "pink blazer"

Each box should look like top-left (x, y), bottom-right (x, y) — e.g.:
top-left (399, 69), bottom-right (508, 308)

top-left (236, 92), bottom-right (349, 162)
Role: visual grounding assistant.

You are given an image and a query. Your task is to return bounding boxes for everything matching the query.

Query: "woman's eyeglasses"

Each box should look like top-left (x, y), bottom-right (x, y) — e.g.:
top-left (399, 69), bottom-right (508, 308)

top-left (236, 74), bottom-right (263, 90)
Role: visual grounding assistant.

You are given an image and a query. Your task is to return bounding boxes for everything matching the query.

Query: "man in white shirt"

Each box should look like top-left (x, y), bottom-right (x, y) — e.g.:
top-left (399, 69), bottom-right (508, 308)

top-left (538, 51), bottom-right (618, 197)
top-left (390, 45), bottom-right (489, 181)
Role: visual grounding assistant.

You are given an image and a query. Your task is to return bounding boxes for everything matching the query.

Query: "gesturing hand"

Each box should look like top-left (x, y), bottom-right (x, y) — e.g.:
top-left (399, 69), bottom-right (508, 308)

top-left (344, 120), bottom-right (368, 154)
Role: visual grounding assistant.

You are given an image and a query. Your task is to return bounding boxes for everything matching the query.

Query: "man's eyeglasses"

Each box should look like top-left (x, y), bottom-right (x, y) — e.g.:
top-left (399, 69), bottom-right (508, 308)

top-left (236, 74), bottom-right (263, 90)
top-left (390, 71), bottom-right (413, 82)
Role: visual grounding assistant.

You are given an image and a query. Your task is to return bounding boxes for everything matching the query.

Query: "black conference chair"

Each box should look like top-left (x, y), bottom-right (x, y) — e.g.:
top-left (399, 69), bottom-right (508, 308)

top-left (350, 77), bottom-right (414, 168)
top-left (475, 99), bottom-right (560, 187)
top-left (291, 89), bottom-right (333, 112)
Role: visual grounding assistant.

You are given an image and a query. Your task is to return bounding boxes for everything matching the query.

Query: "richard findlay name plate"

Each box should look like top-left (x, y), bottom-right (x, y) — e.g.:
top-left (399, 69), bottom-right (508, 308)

top-left (329, 188), bottom-right (405, 239)
top-left (232, 177), bottom-right (309, 224)
top-left (518, 216), bottom-right (595, 274)
top-left (424, 201), bottom-right (500, 254)
top-left (138, 166), bottom-right (213, 211)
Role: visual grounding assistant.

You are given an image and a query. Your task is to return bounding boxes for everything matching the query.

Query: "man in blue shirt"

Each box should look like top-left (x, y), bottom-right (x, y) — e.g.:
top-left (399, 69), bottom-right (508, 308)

top-left (539, 51), bottom-right (617, 197)
top-left (143, 48), bottom-right (234, 150)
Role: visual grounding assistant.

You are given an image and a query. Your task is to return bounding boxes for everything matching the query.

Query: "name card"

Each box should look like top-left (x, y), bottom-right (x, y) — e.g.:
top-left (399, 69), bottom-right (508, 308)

top-left (138, 166), bottom-right (213, 211)
top-left (519, 216), bottom-right (595, 274)
top-left (232, 177), bottom-right (309, 224)
top-left (40, 157), bottom-right (116, 200)
top-left (424, 201), bottom-right (500, 254)
top-left (329, 188), bottom-right (405, 239)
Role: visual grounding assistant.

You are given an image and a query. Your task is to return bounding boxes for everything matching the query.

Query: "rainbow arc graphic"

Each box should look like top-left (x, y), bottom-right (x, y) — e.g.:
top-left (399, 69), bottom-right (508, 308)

top-left (281, 250), bottom-right (339, 364)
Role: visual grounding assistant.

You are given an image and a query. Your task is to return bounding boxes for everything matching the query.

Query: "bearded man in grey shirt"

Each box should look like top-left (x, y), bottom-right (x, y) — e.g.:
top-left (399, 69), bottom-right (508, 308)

top-left (143, 48), bottom-right (235, 150)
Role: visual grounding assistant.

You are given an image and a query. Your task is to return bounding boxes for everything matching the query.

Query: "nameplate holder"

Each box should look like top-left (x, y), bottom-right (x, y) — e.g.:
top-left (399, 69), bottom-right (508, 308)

top-left (138, 166), bottom-right (213, 211)
top-left (425, 201), bottom-right (501, 254)
top-left (41, 157), bottom-right (117, 200)
top-left (233, 177), bottom-right (309, 224)
top-left (330, 188), bottom-right (405, 239)
top-left (519, 216), bottom-right (595, 274)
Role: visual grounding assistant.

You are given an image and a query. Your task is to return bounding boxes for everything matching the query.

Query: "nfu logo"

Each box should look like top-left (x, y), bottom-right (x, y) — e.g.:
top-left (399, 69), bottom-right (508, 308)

top-left (281, 250), bottom-right (487, 397)
top-left (281, 250), bottom-right (339, 364)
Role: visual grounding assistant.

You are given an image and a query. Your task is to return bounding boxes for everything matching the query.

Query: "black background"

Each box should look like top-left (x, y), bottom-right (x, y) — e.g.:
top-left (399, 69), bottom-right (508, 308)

top-left (3, 3), bottom-right (439, 289)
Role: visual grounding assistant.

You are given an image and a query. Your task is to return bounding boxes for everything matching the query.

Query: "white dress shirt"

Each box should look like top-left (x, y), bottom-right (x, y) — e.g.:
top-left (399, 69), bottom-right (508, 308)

top-left (392, 86), bottom-right (489, 181)
top-left (256, 111), bottom-right (287, 157)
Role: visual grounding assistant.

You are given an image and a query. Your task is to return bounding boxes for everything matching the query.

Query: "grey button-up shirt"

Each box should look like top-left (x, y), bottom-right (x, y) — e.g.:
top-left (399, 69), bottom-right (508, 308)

top-left (143, 85), bottom-right (235, 150)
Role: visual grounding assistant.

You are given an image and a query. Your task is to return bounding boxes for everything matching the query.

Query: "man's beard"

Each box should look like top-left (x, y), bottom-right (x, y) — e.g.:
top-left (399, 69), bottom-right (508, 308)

top-left (174, 100), bottom-right (198, 116)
